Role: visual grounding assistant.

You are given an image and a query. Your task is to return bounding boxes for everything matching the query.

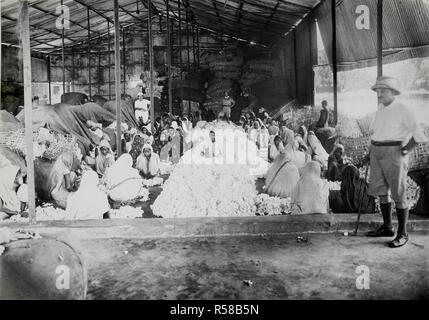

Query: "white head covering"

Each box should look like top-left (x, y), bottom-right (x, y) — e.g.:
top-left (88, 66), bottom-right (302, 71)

top-left (66, 170), bottom-right (110, 220)
top-left (142, 143), bottom-right (153, 153)
top-left (171, 121), bottom-right (179, 130)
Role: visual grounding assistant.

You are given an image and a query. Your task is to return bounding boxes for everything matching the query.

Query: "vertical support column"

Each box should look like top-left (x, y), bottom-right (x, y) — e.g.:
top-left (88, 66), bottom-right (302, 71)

top-left (20, 0), bottom-right (36, 224)
top-left (71, 48), bottom-right (75, 91)
top-left (186, 10), bottom-right (190, 71)
top-left (148, 0), bottom-right (155, 132)
top-left (377, 0), bottom-right (383, 78)
top-left (47, 54), bottom-right (52, 105)
top-left (196, 26), bottom-right (200, 69)
top-left (141, 20), bottom-right (145, 77)
top-left (293, 29), bottom-right (298, 100)
top-left (192, 25), bottom-right (196, 71)
top-left (114, 0), bottom-right (122, 156)
top-left (166, 0), bottom-right (172, 114)
top-left (309, 18), bottom-right (315, 107)
top-left (61, 0), bottom-right (65, 95)
top-left (178, 0), bottom-right (182, 80)
top-left (185, 9), bottom-right (190, 111)
top-left (87, 8), bottom-right (92, 99)
top-left (122, 27), bottom-right (126, 95)
top-left (108, 21), bottom-right (112, 100)
top-left (98, 37), bottom-right (102, 95)
top-left (331, 0), bottom-right (338, 125)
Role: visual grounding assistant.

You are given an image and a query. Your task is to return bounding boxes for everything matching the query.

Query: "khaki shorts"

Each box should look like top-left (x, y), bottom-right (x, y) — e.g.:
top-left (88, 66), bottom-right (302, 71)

top-left (222, 106), bottom-right (231, 118)
top-left (368, 145), bottom-right (409, 208)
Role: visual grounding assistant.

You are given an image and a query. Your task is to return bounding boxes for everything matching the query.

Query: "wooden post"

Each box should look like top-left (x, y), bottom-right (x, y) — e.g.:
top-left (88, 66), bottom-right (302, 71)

top-left (114, 0), bottom-right (122, 156)
top-left (71, 48), bottom-right (75, 91)
top-left (186, 10), bottom-right (190, 71)
top-left (122, 27), bottom-right (126, 95)
top-left (377, 0), bottom-right (383, 78)
top-left (186, 9), bottom-right (190, 111)
top-left (148, 0), bottom-right (155, 132)
top-left (98, 36), bottom-right (102, 95)
top-left (47, 54), bottom-right (52, 104)
top-left (108, 21), bottom-right (112, 100)
top-left (87, 8), bottom-right (92, 99)
top-left (178, 0), bottom-right (182, 80)
top-left (196, 26), bottom-right (200, 69)
top-left (192, 25), bottom-right (196, 71)
top-left (331, 0), bottom-right (338, 125)
top-left (20, 0), bottom-right (36, 224)
top-left (166, 0), bottom-right (172, 114)
top-left (61, 0), bottom-right (65, 95)
top-left (293, 30), bottom-right (298, 100)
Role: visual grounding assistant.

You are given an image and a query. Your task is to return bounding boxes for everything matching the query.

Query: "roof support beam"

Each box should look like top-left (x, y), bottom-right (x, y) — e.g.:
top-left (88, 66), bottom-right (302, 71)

top-left (29, 3), bottom-right (103, 37)
top-left (119, 5), bottom-right (140, 20)
top-left (73, 0), bottom-right (114, 24)
top-left (2, 14), bottom-right (75, 42)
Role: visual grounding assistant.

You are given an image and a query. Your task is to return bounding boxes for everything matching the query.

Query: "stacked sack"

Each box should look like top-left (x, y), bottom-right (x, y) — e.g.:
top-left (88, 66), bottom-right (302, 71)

top-left (201, 46), bottom-right (244, 114)
top-left (240, 59), bottom-right (282, 89)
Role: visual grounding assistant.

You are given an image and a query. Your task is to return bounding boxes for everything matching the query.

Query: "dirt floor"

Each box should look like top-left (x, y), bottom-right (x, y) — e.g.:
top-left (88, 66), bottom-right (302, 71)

top-left (82, 231), bottom-right (429, 300)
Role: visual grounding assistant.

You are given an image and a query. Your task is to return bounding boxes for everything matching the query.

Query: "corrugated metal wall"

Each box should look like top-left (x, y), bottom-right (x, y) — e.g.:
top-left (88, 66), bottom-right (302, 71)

top-left (278, 12), bottom-right (318, 106)
top-left (1, 45), bottom-right (48, 83)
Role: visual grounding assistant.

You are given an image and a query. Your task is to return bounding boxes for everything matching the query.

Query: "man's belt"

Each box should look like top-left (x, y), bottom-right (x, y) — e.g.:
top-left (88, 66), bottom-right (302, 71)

top-left (371, 140), bottom-right (402, 147)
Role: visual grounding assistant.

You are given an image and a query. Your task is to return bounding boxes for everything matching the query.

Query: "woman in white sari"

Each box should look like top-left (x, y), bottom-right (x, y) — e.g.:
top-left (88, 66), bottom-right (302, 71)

top-left (47, 152), bottom-right (80, 209)
top-left (291, 161), bottom-right (330, 214)
top-left (66, 170), bottom-right (110, 220)
top-left (0, 165), bottom-right (27, 218)
top-left (282, 129), bottom-right (307, 170)
top-left (136, 144), bottom-right (161, 179)
top-left (103, 153), bottom-right (147, 202)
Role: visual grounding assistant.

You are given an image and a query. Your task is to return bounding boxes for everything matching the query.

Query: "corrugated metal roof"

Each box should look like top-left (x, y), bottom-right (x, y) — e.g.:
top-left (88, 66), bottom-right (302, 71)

top-left (315, 0), bottom-right (429, 68)
top-left (1, 0), bottom-right (322, 52)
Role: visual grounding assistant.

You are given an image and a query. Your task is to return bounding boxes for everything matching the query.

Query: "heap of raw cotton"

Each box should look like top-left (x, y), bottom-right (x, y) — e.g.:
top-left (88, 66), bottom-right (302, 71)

top-left (254, 194), bottom-right (292, 216)
top-left (183, 121), bottom-right (269, 177)
top-left (152, 164), bottom-right (258, 218)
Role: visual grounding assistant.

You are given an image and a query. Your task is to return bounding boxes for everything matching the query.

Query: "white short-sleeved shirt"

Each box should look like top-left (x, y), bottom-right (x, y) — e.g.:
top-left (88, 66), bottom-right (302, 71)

top-left (135, 99), bottom-right (150, 111)
top-left (371, 100), bottom-right (428, 144)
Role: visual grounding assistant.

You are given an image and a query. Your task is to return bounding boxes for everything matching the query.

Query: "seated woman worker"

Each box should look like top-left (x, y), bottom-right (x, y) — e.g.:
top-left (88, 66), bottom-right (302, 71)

top-left (327, 144), bottom-right (352, 182)
top-left (136, 144), bottom-right (161, 179)
top-left (340, 164), bottom-right (376, 214)
top-left (47, 152), bottom-right (81, 209)
top-left (0, 165), bottom-right (27, 219)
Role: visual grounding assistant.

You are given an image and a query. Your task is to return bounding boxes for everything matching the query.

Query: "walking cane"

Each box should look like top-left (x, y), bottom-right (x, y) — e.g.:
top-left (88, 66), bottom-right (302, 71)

top-left (354, 163), bottom-right (370, 236)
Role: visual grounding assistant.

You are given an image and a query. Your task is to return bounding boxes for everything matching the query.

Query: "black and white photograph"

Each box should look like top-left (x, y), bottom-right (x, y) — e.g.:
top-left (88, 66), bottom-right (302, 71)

top-left (0, 0), bottom-right (428, 305)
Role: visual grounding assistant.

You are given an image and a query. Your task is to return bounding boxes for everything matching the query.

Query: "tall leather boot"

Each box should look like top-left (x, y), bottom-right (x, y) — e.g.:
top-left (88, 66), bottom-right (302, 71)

top-left (367, 203), bottom-right (395, 237)
top-left (389, 208), bottom-right (409, 248)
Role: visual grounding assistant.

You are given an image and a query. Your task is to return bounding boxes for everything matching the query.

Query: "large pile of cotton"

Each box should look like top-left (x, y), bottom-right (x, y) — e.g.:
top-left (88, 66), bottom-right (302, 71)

top-left (152, 164), bottom-right (258, 218)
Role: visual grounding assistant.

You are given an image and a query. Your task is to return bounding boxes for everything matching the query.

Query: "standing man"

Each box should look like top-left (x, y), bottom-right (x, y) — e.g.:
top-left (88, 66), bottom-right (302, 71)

top-left (366, 76), bottom-right (428, 248)
top-left (221, 91), bottom-right (235, 123)
top-left (134, 92), bottom-right (151, 130)
top-left (315, 100), bottom-right (329, 129)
